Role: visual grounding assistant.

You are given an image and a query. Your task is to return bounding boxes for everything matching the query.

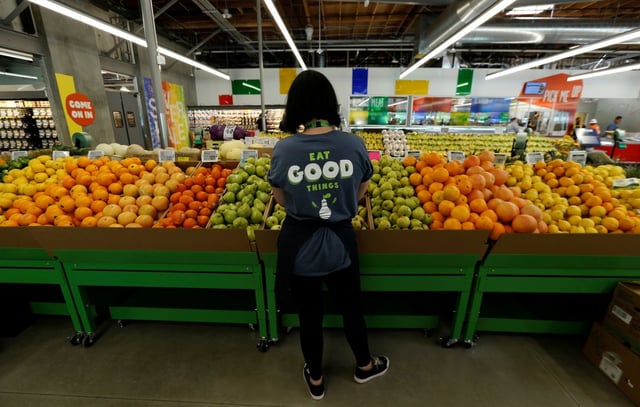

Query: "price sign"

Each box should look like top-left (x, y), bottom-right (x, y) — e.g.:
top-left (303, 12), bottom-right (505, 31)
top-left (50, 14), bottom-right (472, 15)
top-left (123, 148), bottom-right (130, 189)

top-left (10, 150), bottom-right (27, 160)
top-left (447, 151), bottom-right (466, 162)
top-left (201, 149), bottom-right (219, 163)
top-left (87, 150), bottom-right (104, 160)
top-left (158, 149), bottom-right (176, 163)
top-left (223, 125), bottom-right (237, 140)
top-left (244, 136), bottom-right (255, 146)
top-left (368, 150), bottom-right (381, 161)
top-left (240, 149), bottom-right (258, 164)
top-left (525, 152), bottom-right (544, 165)
top-left (494, 153), bottom-right (508, 165)
top-left (52, 150), bottom-right (70, 160)
top-left (407, 150), bottom-right (422, 159)
top-left (567, 150), bottom-right (587, 166)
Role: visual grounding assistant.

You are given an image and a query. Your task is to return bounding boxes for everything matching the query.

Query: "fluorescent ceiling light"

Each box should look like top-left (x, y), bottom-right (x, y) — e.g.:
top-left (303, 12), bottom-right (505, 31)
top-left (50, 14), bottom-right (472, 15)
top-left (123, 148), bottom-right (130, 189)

top-left (263, 0), bottom-right (307, 70)
top-left (486, 26), bottom-right (640, 80)
top-left (242, 82), bottom-right (261, 92)
top-left (506, 4), bottom-right (553, 15)
top-left (0, 71), bottom-right (39, 80)
top-left (357, 97), bottom-right (370, 106)
top-left (399, 0), bottom-right (517, 79)
top-left (28, 0), bottom-right (230, 80)
top-left (388, 100), bottom-right (408, 107)
top-left (0, 47), bottom-right (33, 62)
top-left (567, 61), bottom-right (640, 81)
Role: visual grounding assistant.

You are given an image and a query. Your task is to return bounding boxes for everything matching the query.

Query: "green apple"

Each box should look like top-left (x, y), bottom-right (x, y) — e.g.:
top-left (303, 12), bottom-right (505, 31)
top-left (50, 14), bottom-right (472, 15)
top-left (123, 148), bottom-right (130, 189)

top-left (396, 216), bottom-right (411, 229)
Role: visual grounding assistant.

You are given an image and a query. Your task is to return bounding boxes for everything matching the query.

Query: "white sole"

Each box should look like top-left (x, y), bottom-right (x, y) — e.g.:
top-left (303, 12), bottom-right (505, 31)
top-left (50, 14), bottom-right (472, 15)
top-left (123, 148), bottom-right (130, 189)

top-left (354, 357), bottom-right (390, 383)
top-left (303, 366), bottom-right (325, 400)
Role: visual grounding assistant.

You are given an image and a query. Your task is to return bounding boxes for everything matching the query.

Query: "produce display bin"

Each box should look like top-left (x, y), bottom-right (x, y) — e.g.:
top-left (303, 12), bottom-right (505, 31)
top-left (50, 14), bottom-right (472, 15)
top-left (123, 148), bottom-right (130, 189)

top-left (256, 229), bottom-right (490, 347)
top-left (0, 228), bottom-right (83, 342)
top-left (34, 228), bottom-right (268, 349)
top-left (464, 234), bottom-right (640, 347)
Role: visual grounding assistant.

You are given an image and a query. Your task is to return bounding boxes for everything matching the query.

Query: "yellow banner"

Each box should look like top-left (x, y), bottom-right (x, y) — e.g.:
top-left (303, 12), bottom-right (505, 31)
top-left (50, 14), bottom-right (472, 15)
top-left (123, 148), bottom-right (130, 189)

top-left (55, 73), bottom-right (82, 142)
top-left (395, 80), bottom-right (429, 95)
top-left (279, 68), bottom-right (297, 94)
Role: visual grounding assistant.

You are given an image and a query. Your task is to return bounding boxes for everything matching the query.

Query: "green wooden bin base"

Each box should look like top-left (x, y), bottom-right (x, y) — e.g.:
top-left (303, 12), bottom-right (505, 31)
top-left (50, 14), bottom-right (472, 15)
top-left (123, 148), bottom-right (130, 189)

top-left (476, 318), bottom-right (590, 335)
top-left (281, 313), bottom-right (439, 329)
top-left (109, 307), bottom-right (257, 324)
top-left (29, 301), bottom-right (70, 316)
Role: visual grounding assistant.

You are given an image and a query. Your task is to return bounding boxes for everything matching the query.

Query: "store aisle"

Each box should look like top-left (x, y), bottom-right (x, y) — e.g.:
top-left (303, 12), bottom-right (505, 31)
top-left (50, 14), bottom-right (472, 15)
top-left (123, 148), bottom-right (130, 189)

top-left (0, 317), bottom-right (632, 407)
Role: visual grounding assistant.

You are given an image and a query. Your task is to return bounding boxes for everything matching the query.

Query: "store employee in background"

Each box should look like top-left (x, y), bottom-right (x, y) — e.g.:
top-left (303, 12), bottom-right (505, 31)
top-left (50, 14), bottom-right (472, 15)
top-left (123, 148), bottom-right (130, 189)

top-left (589, 119), bottom-right (601, 136)
top-left (605, 116), bottom-right (623, 133)
top-left (506, 117), bottom-right (520, 134)
top-left (268, 70), bottom-right (389, 401)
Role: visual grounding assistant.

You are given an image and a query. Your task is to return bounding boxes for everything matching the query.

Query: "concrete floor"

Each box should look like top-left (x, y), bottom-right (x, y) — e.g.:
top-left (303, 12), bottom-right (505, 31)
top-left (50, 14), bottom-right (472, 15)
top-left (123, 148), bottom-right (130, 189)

top-left (0, 317), bottom-right (633, 407)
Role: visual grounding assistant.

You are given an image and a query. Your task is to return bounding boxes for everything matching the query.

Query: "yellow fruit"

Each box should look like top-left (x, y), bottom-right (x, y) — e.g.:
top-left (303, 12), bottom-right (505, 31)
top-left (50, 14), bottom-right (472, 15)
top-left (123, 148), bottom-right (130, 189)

top-left (601, 217), bottom-right (619, 232)
top-left (566, 205), bottom-right (581, 217)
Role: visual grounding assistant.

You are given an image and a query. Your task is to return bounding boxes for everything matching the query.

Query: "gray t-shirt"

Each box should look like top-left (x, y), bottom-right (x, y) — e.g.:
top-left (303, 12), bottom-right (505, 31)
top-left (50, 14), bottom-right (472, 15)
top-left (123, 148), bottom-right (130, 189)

top-left (268, 130), bottom-right (373, 222)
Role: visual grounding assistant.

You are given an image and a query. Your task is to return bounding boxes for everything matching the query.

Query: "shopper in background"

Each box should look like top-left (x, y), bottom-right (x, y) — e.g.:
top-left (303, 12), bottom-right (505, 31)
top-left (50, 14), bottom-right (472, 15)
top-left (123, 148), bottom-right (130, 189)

top-left (589, 118), bottom-right (601, 136)
top-left (571, 117), bottom-right (586, 140)
top-left (605, 115), bottom-right (623, 133)
top-left (256, 114), bottom-right (265, 132)
top-left (506, 117), bottom-right (520, 134)
top-left (268, 70), bottom-right (389, 400)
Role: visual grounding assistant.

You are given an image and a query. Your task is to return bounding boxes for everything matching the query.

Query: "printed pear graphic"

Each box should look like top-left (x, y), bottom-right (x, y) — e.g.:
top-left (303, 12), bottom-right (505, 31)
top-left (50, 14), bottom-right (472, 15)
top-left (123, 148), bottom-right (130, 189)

top-left (319, 198), bottom-right (331, 219)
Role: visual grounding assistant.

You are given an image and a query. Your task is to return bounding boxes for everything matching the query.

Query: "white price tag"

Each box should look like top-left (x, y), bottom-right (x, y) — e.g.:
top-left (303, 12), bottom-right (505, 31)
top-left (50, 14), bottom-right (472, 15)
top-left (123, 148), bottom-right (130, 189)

top-left (158, 149), bottom-right (176, 163)
top-left (201, 149), bottom-right (219, 163)
top-left (525, 152), bottom-right (544, 165)
top-left (240, 149), bottom-right (258, 163)
top-left (10, 150), bottom-right (27, 160)
top-left (494, 153), bottom-right (508, 165)
top-left (52, 150), bottom-right (70, 159)
top-left (447, 151), bottom-right (466, 162)
top-left (88, 150), bottom-right (104, 160)
top-left (611, 305), bottom-right (633, 325)
top-left (568, 150), bottom-right (587, 166)
top-left (244, 136), bottom-right (255, 146)
top-left (223, 125), bottom-right (236, 140)
top-left (407, 150), bottom-right (422, 159)
top-left (599, 353), bottom-right (623, 384)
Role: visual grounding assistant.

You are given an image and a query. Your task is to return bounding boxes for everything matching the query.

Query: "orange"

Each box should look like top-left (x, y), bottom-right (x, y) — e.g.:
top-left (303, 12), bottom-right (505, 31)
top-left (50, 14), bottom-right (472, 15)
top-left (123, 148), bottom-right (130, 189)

top-left (409, 172), bottom-right (422, 187)
top-left (183, 218), bottom-right (198, 228)
top-left (35, 195), bottom-right (55, 210)
top-left (416, 190), bottom-right (432, 205)
top-left (442, 184), bottom-right (460, 202)
top-left (97, 216), bottom-right (117, 228)
top-left (135, 214), bottom-right (155, 228)
top-left (495, 201), bottom-right (519, 223)
top-left (422, 201), bottom-right (437, 214)
top-left (463, 155), bottom-right (480, 169)
top-left (108, 182), bottom-right (123, 195)
top-left (457, 177), bottom-right (473, 195)
top-left (152, 196), bottom-right (170, 211)
top-left (422, 152), bottom-right (444, 166)
top-left (512, 214), bottom-right (538, 233)
top-left (443, 217), bottom-right (462, 230)
top-left (469, 173), bottom-right (486, 190)
top-left (90, 199), bottom-right (107, 214)
top-left (402, 155), bottom-right (417, 167)
top-left (450, 205), bottom-right (470, 222)
top-left (432, 167), bottom-right (449, 183)
top-left (490, 222), bottom-right (506, 240)
top-left (438, 200), bottom-right (455, 217)
top-left (58, 196), bottom-right (76, 213)
top-left (469, 198), bottom-right (488, 214)
top-left (475, 215), bottom-right (495, 230)
top-left (74, 206), bottom-right (93, 221)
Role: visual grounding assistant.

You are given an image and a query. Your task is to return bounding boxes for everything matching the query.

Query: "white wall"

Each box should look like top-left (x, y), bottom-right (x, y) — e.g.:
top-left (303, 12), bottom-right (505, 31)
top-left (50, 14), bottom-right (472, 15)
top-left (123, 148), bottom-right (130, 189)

top-left (195, 67), bottom-right (640, 109)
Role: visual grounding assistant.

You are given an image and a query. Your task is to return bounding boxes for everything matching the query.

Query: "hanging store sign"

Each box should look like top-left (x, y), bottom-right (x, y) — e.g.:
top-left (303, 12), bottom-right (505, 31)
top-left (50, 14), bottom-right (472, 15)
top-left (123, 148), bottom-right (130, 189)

top-left (395, 80), bottom-right (428, 95)
top-left (65, 93), bottom-right (96, 127)
top-left (352, 68), bottom-right (368, 95)
top-left (456, 69), bottom-right (473, 96)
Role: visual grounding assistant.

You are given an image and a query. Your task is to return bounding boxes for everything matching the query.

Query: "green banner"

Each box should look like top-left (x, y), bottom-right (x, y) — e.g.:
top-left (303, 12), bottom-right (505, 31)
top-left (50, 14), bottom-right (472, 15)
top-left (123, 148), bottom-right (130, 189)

top-left (368, 97), bottom-right (388, 125)
top-left (232, 79), bottom-right (261, 95)
top-left (456, 69), bottom-right (473, 96)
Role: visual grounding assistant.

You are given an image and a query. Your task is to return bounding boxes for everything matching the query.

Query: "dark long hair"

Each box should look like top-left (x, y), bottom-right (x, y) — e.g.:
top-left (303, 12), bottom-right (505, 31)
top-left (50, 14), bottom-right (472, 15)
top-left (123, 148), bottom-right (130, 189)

top-left (281, 70), bottom-right (340, 133)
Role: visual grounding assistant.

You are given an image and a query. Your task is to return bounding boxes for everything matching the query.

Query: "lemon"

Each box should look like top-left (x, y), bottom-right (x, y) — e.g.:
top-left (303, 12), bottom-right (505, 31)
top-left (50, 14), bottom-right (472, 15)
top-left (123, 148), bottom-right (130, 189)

top-left (585, 226), bottom-right (598, 234)
top-left (558, 219), bottom-right (572, 232)
top-left (0, 197), bottom-right (12, 209)
top-left (34, 173), bottom-right (48, 183)
top-left (22, 184), bottom-right (37, 197)
top-left (548, 224), bottom-right (560, 233)
top-left (38, 155), bottom-right (52, 163)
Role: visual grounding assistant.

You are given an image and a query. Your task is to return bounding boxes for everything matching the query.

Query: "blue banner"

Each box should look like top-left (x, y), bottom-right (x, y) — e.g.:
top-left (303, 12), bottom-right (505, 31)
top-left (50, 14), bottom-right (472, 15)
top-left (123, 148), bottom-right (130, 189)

top-left (470, 97), bottom-right (511, 113)
top-left (352, 68), bottom-right (368, 95)
top-left (143, 77), bottom-right (161, 149)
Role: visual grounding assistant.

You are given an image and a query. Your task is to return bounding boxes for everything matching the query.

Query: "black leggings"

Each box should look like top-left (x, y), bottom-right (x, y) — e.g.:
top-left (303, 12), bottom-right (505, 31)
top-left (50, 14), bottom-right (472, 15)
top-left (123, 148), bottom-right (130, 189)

top-left (290, 266), bottom-right (371, 379)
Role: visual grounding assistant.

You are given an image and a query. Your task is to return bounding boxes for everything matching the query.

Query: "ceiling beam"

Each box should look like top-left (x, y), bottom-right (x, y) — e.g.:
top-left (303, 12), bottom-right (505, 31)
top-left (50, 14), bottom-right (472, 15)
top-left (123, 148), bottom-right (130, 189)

top-left (1, 1), bottom-right (30, 26)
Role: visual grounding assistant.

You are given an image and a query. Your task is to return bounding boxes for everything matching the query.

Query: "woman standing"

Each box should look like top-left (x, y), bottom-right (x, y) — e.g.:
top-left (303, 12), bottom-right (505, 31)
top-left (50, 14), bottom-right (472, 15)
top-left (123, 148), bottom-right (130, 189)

top-left (268, 70), bottom-right (389, 400)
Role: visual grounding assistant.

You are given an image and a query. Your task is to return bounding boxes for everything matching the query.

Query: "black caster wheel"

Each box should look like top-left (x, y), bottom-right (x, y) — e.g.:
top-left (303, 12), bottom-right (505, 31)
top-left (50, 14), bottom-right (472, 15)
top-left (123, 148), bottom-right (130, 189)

top-left (117, 320), bottom-right (127, 329)
top-left (268, 338), bottom-right (279, 347)
top-left (83, 333), bottom-right (97, 348)
top-left (69, 332), bottom-right (85, 346)
top-left (248, 323), bottom-right (256, 332)
top-left (285, 326), bottom-right (294, 335)
top-left (439, 336), bottom-right (459, 348)
top-left (464, 335), bottom-right (479, 349)
top-left (256, 339), bottom-right (269, 352)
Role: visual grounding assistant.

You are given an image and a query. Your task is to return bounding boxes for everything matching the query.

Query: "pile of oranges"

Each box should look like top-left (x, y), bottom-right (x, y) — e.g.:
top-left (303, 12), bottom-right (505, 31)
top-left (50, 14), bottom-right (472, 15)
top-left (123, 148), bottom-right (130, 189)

top-left (0, 156), bottom-right (183, 227)
top-left (404, 150), bottom-right (547, 239)
top-left (155, 164), bottom-right (232, 228)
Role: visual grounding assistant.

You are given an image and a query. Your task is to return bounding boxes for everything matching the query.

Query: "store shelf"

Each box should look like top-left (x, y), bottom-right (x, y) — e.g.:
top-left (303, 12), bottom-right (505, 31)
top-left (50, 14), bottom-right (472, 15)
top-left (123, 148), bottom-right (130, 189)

top-left (188, 106), bottom-right (284, 133)
top-left (0, 100), bottom-right (58, 150)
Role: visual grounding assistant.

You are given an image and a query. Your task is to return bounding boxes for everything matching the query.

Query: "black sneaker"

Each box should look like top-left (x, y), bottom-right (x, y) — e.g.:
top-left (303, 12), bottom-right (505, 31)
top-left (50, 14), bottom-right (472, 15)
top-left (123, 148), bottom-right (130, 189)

top-left (303, 364), bottom-right (324, 400)
top-left (354, 355), bottom-right (390, 384)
